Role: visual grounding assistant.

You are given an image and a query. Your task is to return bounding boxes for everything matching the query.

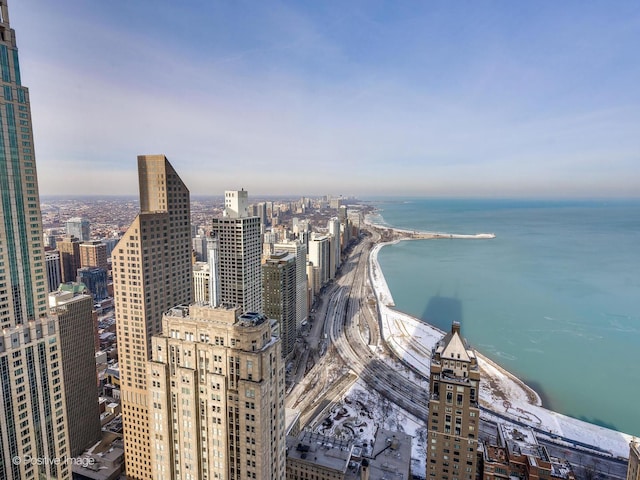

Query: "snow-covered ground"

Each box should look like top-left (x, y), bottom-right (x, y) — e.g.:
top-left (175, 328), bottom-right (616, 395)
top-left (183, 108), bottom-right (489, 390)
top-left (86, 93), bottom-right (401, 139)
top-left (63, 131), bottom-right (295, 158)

top-left (311, 379), bottom-right (428, 475)
top-left (369, 238), bottom-right (633, 460)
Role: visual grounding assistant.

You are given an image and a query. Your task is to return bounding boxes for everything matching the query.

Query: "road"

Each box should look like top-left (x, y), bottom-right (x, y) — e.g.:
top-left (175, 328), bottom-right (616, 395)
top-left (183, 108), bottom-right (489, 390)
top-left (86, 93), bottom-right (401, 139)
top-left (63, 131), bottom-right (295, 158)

top-left (286, 229), bottom-right (628, 480)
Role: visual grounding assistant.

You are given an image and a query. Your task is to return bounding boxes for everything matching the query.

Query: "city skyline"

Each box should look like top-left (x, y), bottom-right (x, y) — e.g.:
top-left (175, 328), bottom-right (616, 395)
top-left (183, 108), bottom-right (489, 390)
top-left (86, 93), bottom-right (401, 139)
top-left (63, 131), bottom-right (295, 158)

top-left (11, 1), bottom-right (640, 198)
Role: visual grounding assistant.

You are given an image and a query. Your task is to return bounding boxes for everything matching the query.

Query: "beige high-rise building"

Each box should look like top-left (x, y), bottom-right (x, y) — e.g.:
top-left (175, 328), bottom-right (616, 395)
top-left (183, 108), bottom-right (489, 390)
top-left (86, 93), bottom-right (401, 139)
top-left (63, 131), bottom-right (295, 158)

top-left (0, 1), bottom-right (71, 477)
top-left (113, 155), bottom-right (193, 479)
top-left (80, 240), bottom-right (108, 270)
top-left (49, 285), bottom-right (102, 457)
top-left (628, 441), bottom-right (640, 480)
top-left (148, 305), bottom-right (286, 480)
top-left (193, 261), bottom-right (210, 303)
top-left (427, 322), bottom-right (480, 480)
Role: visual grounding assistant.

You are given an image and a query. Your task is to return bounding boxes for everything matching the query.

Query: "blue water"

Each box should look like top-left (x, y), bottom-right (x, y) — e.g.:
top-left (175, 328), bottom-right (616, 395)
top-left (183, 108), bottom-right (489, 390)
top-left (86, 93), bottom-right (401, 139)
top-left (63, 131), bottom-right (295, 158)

top-left (372, 198), bottom-right (640, 435)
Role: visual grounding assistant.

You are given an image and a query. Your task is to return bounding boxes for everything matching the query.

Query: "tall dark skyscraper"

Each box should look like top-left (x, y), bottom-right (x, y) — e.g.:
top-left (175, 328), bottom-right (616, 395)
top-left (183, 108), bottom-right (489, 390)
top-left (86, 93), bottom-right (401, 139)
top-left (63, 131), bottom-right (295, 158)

top-left (263, 251), bottom-right (297, 358)
top-left (0, 1), bottom-right (72, 478)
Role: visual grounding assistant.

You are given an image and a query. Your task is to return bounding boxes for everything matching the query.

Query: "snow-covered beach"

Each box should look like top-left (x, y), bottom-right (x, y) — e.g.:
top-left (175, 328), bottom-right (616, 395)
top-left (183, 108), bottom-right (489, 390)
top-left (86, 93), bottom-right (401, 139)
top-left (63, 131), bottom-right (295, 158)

top-left (367, 228), bottom-right (633, 459)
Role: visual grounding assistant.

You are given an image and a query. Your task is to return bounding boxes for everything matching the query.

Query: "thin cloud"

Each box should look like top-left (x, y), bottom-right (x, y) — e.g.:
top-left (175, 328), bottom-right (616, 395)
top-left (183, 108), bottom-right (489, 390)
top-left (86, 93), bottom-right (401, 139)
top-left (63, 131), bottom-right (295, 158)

top-left (12, 0), bottom-right (640, 197)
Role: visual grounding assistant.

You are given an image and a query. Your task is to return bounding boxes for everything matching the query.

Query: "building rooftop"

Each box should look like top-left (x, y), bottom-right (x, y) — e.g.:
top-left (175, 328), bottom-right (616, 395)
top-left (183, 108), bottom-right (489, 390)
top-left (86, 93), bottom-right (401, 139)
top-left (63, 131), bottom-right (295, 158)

top-left (287, 431), bottom-right (354, 474)
top-left (367, 429), bottom-right (412, 480)
top-left (72, 432), bottom-right (124, 480)
top-left (499, 424), bottom-right (549, 463)
top-left (237, 312), bottom-right (269, 327)
top-left (433, 322), bottom-right (477, 363)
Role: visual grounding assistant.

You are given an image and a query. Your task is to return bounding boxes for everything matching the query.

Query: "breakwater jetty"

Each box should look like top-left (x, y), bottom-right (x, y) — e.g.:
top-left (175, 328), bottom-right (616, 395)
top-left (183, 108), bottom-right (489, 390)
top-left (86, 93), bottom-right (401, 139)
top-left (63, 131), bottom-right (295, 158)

top-left (368, 222), bottom-right (496, 242)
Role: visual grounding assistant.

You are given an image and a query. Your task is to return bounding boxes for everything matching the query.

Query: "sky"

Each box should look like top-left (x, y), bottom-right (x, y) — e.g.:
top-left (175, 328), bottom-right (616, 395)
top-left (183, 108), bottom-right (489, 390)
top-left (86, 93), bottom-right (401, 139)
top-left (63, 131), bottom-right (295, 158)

top-left (10, 0), bottom-right (640, 197)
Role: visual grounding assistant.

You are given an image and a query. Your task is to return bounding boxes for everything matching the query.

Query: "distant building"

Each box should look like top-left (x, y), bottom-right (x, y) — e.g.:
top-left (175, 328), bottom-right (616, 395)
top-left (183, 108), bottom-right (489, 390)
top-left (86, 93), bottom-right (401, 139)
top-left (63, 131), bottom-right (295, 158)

top-left (66, 216), bottom-right (91, 241)
top-left (46, 249), bottom-right (63, 292)
top-left (59, 234), bottom-right (82, 283)
top-left (224, 188), bottom-right (250, 218)
top-left (207, 233), bottom-right (221, 307)
top-left (629, 441), bottom-right (640, 480)
top-left (330, 196), bottom-right (344, 209)
top-left (328, 217), bottom-right (342, 274)
top-left (192, 234), bottom-right (208, 262)
top-left (274, 240), bottom-right (309, 330)
top-left (192, 261), bottom-right (210, 303)
top-left (427, 322), bottom-right (480, 480)
top-left (101, 237), bottom-right (120, 258)
top-left (44, 229), bottom-right (58, 249)
top-left (80, 240), bottom-right (108, 270)
top-left (263, 251), bottom-right (297, 358)
top-left (77, 267), bottom-right (109, 301)
top-left (148, 305), bottom-right (286, 480)
top-left (212, 190), bottom-right (262, 313)
top-left (307, 261), bottom-right (318, 301)
top-left (252, 201), bottom-right (268, 225)
top-left (308, 234), bottom-right (331, 288)
top-left (49, 284), bottom-right (102, 457)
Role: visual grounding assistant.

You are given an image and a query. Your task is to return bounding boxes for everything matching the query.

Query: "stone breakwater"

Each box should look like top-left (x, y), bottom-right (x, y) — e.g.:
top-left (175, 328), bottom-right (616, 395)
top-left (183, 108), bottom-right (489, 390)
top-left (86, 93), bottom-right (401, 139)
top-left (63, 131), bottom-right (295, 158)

top-left (411, 232), bottom-right (496, 239)
top-left (366, 218), bottom-right (496, 241)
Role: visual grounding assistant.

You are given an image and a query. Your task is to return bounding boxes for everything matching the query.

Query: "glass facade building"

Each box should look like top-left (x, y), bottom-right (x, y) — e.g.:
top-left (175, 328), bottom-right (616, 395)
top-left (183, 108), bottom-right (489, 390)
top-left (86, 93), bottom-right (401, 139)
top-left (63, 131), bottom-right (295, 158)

top-left (0, 2), bottom-right (71, 478)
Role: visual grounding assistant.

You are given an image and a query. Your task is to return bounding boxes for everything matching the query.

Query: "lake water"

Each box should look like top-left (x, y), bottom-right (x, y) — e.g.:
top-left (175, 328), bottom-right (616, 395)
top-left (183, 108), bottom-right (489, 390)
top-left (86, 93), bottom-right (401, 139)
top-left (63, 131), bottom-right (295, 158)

top-left (372, 198), bottom-right (640, 436)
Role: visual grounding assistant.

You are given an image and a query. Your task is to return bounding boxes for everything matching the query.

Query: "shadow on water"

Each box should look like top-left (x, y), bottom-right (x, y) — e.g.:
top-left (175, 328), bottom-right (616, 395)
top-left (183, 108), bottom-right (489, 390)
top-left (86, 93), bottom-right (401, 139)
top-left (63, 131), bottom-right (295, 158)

top-left (421, 295), bottom-right (463, 330)
top-left (521, 379), bottom-right (552, 409)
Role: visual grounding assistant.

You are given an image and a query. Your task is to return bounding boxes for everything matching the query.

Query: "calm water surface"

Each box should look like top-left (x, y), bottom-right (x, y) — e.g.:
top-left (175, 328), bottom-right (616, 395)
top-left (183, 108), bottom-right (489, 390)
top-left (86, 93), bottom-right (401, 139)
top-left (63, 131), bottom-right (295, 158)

top-left (373, 198), bottom-right (640, 435)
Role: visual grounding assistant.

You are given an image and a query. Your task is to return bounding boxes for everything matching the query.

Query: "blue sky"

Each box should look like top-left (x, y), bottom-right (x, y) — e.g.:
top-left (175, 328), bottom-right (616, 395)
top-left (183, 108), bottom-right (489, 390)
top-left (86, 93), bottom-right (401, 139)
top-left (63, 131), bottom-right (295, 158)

top-left (11, 1), bottom-right (640, 197)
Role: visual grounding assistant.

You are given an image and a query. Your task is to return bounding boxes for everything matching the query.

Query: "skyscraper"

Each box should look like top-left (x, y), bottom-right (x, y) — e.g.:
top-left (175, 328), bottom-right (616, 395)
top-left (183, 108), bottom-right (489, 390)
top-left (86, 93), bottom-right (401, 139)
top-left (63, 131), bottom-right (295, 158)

top-left (328, 217), bottom-right (341, 275)
top-left (65, 217), bottom-right (91, 242)
top-left (263, 251), bottom-right (297, 358)
top-left (58, 234), bottom-right (81, 283)
top-left (308, 233), bottom-right (331, 288)
top-left (113, 155), bottom-right (193, 479)
top-left (192, 261), bottom-right (210, 303)
top-left (273, 240), bottom-right (308, 331)
top-left (0, 2), bottom-right (71, 477)
top-left (79, 240), bottom-right (108, 270)
top-left (148, 305), bottom-right (286, 480)
top-left (49, 284), bottom-right (102, 457)
top-left (45, 249), bottom-right (63, 292)
top-left (77, 266), bottom-right (108, 301)
top-left (211, 189), bottom-right (262, 313)
top-left (427, 322), bottom-right (480, 480)
top-left (207, 232), bottom-right (221, 307)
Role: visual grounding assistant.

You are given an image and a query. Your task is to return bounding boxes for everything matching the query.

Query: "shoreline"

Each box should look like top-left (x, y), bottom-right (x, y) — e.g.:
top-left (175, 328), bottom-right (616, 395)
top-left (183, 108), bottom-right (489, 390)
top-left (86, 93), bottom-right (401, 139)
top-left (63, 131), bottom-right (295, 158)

top-left (365, 227), bottom-right (542, 408)
top-left (364, 213), bottom-right (540, 405)
top-left (364, 213), bottom-right (633, 456)
top-left (366, 216), bottom-right (496, 240)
